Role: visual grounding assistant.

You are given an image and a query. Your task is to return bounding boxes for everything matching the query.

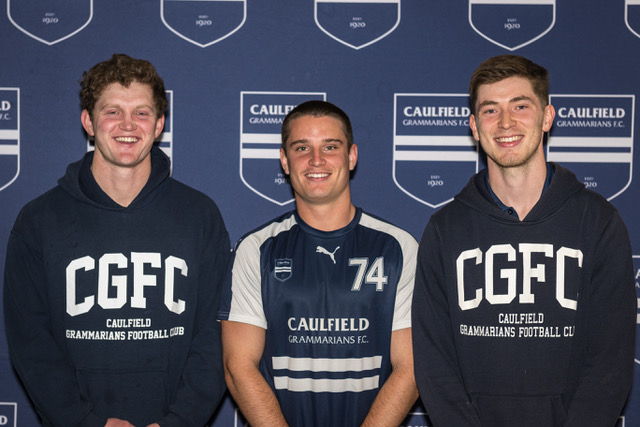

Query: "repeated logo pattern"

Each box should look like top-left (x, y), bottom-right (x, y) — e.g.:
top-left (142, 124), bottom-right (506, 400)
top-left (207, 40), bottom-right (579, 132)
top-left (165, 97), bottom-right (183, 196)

top-left (468, 0), bottom-right (555, 51)
top-left (7, 0), bottom-right (93, 45)
top-left (314, 0), bottom-right (400, 50)
top-left (547, 95), bottom-right (635, 201)
top-left (0, 88), bottom-right (19, 193)
top-left (161, 0), bottom-right (246, 48)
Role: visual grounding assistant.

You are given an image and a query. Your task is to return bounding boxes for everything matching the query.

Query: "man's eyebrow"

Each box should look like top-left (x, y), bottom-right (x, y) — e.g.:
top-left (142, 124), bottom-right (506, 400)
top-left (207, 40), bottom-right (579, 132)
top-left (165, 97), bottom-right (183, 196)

top-left (287, 138), bottom-right (344, 146)
top-left (477, 95), bottom-right (535, 110)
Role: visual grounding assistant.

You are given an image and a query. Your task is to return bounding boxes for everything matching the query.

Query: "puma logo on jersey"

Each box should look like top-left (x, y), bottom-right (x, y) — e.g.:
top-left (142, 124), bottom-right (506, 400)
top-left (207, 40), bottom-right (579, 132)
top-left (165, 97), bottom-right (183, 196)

top-left (316, 246), bottom-right (340, 264)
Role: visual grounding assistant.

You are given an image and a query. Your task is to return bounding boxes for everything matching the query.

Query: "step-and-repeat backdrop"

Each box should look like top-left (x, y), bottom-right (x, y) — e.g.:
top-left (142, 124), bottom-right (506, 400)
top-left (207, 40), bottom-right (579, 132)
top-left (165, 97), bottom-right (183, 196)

top-left (0, 1), bottom-right (639, 426)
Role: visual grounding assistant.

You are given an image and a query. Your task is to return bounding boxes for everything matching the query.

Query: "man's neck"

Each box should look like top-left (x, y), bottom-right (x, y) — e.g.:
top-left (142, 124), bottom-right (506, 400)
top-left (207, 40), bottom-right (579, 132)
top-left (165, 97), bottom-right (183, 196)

top-left (90, 158), bottom-right (151, 207)
top-left (487, 159), bottom-right (547, 220)
top-left (296, 198), bottom-right (356, 232)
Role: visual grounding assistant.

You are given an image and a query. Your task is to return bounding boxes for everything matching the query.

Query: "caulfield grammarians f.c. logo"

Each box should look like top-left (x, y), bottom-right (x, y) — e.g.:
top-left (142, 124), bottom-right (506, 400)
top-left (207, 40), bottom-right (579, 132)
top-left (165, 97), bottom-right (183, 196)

top-left (8, 0), bottom-right (92, 45)
top-left (274, 258), bottom-right (293, 282)
top-left (547, 94), bottom-right (635, 201)
top-left (161, 0), bottom-right (246, 48)
top-left (468, 0), bottom-right (555, 51)
top-left (315, 0), bottom-right (400, 50)
top-left (0, 88), bottom-right (20, 193)
top-left (394, 93), bottom-right (477, 208)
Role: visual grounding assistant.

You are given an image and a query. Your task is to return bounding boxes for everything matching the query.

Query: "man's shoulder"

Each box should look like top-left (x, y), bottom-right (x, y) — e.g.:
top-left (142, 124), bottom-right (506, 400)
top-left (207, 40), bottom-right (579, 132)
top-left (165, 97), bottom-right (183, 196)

top-left (358, 210), bottom-right (418, 247)
top-left (164, 177), bottom-right (224, 214)
top-left (234, 211), bottom-right (298, 252)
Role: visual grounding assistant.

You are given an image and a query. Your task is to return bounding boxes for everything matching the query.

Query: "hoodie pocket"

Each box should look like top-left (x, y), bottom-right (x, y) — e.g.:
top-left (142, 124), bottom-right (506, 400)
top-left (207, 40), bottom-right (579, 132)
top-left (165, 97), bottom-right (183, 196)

top-left (76, 368), bottom-right (169, 425)
top-left (472, 393), bottom-right (568, 427)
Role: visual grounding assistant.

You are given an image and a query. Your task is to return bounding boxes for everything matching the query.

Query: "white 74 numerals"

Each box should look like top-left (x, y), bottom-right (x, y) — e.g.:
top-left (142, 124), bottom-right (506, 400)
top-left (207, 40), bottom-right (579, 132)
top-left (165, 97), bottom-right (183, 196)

top-left (349, 257), bottom-right (387, 291)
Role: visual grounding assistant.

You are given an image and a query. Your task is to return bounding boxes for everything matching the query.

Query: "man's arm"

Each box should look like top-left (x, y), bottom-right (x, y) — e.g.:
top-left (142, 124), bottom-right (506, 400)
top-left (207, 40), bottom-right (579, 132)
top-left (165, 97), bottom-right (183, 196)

top-left (563, 212), bottom-right (636, 426)
top-left (361, 328), bottom-right (418, 427)
top-left (155, 213), bottom-right (230, 426)
top-left (4, 224), bottom-right (108, 427)
top-left (222, 320), bottom-right (288, 427)
top-left (412, 221), bottom-right (482, 427)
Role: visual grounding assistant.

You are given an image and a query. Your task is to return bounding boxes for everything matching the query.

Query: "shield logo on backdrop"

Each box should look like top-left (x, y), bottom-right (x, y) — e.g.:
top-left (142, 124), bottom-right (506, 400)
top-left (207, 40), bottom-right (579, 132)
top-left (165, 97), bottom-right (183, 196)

top-left (87, 91), bottom-right (174, 172)
top-left (626, 0), bottom-right (640, 39)
top-left (547, 95), bottom-right (635, 201)
top-left (161, 0), bottom-right (246, 48)
top-left (393, 94), bottom-right (478, 208)
top-left (314, 0), bottom-right (400, 50)
top-left (0, 88), bottom-right (20, 193)
top-left (468, 0), bottom-right (555, 51)
top-left (240, 91), bottom-right (326, 206)
top-left (7, 0), bottom-right (92, 46)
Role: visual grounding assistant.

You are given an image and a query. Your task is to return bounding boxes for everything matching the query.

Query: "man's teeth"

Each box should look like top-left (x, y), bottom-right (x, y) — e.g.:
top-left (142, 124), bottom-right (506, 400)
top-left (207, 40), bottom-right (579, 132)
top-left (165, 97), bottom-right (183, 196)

top-left (307, 173), bottom-right (329, 178)
top-left (115, 137), bottom-right (137, 142)
top-left (496, 135), bottom-right (521, 143)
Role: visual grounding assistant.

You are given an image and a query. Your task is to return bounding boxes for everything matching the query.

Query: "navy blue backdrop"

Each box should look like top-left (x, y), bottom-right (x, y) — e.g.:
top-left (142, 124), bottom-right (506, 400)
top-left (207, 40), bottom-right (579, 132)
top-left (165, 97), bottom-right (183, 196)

top-left (0, 1), bottom-right (638, 426)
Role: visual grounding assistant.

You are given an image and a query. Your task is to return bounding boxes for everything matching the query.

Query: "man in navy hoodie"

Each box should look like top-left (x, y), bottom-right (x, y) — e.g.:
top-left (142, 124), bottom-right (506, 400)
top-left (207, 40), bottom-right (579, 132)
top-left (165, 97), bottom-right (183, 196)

top-left (412, 55), bottom-right (635, 426)
top-left (4, 54), bottom-right (229, 427)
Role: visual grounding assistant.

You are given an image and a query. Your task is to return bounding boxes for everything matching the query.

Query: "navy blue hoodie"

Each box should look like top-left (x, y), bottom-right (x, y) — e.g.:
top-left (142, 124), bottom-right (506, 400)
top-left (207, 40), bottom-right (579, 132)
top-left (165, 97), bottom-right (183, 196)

top-left (412, 164), bottom-right (635, 427)
top-left (4, 147), bottom-right (230, 427)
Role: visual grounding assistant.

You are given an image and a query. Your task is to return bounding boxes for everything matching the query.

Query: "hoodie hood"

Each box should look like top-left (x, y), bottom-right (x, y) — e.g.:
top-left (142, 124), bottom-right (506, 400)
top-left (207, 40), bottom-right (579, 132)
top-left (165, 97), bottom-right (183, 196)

top-left (57, 146), bottom-right (171, 211)
top-left (453, 163), bottom-right (586, 223)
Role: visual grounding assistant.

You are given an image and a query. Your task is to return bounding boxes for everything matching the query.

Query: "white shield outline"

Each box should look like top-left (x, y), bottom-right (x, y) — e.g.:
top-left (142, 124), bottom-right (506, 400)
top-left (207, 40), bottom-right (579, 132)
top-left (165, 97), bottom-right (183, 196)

top-left (393, 93), bottom-right (478, 209)
top-left (546, 94), bottom-right (634, 202)
top-left (87, 90), bottom-right (174, 174)
top-left (7, 0), bottom-right (93, 46)
top-left (160, 0), bottom-right (246, 48)
top-left (239, 91), bottom-right (326, 206)
top-left (0, 402), bottom-right (17, 427)
top-left (468, 0), bottom-right (555, 51)
top-left (0, 87), bottom-right (20, 193)
top-left (625, 0), bottom-right (640, 39)
top-left (314, 0), bottom-right (401, 50)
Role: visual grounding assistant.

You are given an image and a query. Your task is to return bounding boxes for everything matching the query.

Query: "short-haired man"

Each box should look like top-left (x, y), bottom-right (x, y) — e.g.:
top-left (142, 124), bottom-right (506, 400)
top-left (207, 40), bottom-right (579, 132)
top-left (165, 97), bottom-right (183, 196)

top-left (412, 54), bottom-right (636, 426)
top-left (219, 100), bottom-right (418, 426)
top-left (4, 54), bottom-right (230, 427)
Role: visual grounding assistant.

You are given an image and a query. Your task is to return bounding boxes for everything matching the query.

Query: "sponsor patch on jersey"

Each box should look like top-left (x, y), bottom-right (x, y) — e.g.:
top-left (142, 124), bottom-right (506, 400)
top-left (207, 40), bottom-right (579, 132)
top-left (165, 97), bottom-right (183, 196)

top-left (8, 0), bottom-right (92, 45)
top-left (274, 258), bottom-right (293, 282)
top-left (239, 91), bottom-right (325, 205)
top-left (0, 402), bottom-right (17, 427)
top-left (314, 0), bottom-right (400, 50)
top-left (393, 93), bottom-right (477, 208)
top-left (468, 0), bottom-right (555, 51)
top-left (547, 94), bottom-right (635, 201)
top-left (0, 88), bottom-right (20, 193)
top-left (161, 0), bottom-right (246, 48)
top-left (87, 91), bottom-right (174, 171)
top-left (626, 0), bottom-right (640, 39)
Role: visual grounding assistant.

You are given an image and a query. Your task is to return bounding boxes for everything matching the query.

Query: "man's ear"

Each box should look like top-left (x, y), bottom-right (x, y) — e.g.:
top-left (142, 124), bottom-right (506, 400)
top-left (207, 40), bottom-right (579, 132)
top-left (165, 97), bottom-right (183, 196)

top-left (280, 148), bottom-right (289, 175)
top-left (81, 109), bottom-right (95, 137)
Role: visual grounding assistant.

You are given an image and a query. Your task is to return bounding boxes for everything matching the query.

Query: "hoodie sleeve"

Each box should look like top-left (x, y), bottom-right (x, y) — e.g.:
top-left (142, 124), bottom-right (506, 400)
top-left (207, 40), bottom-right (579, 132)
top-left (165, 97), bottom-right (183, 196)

top-left (3, 211), bottom-right (107, 427)
top-left (563, 211), bottom-right (635, 427)
top-left (156, 205), bottom-right (231, 427)
top-left (412, 219), bottom-right (482, 427)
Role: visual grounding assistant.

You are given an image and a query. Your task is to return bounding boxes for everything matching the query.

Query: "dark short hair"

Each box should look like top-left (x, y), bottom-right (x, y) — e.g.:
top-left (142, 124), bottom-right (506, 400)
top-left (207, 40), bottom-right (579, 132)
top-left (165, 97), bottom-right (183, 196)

top-left (281, 100), bottom-right (353, 151)
top-left (79, 53), bottom-right (168, 118)
top-left (469, 55), bottom-right (549, 114)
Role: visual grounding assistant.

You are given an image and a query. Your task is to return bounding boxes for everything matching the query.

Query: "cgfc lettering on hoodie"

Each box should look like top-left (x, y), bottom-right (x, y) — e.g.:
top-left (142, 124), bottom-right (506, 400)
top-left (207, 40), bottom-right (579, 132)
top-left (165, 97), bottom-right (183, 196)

top-left (456, 243), bottom-right (582, 311)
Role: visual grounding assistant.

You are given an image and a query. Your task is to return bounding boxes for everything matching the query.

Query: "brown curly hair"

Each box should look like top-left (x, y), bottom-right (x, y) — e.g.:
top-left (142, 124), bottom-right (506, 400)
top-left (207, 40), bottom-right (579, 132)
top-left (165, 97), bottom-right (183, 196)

top-left (79, 54), bottom-right (168, 118)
